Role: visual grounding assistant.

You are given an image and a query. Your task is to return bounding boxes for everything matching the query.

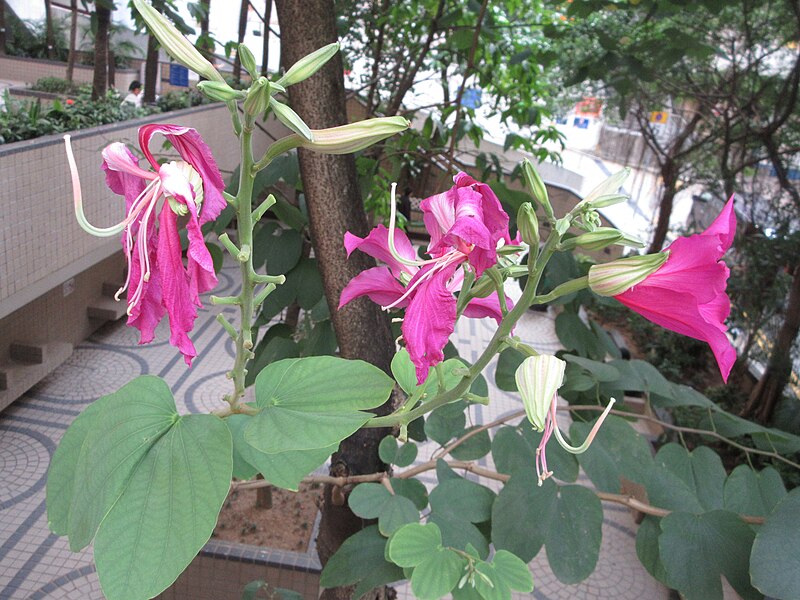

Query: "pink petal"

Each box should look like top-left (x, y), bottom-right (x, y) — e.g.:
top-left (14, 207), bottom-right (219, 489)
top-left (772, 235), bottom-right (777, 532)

top-left (344, 225), bottom-right (417, 277)
top-left (402, 263), bottom-right (459, 383)
top-left (101, 143), bottom-right (148, 211)
top-left (420, 190), bottom-right (454, 256)
top-left (700, 195), bottom-right (735, 251)
top-left (339, 267), bottom-right (409, 309)
top-left (139, 124), bottom-right (226, 225)
top-left (463, 292), bottom-right (513, 325)
top-left (127, 262), bottom-right (165, 345)
top-left (184, 194), bottom-right (218, 305)
top-left (156, 203), bottom-right (199, 366)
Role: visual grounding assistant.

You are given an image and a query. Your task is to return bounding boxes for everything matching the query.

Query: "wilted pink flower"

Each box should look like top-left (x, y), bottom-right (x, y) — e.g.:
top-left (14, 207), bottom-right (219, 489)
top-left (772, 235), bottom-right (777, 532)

top-left (593, 196), bottom-right (737, 382)
top-left (340, 174), bottom-right (513, 383)
top-left (65, 124), bottom-right (226, 365)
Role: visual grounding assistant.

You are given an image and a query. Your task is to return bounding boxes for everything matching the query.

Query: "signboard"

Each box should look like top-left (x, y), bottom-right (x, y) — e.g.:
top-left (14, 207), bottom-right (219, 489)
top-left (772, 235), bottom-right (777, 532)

top-left (573, 117), bottom-right (590, 129)
top-left (169, 64), bottom-right (189, 87)
top-left (650, 111), bottom-right (669, 124)
top-left (461, 88), bottom-right (482, 109)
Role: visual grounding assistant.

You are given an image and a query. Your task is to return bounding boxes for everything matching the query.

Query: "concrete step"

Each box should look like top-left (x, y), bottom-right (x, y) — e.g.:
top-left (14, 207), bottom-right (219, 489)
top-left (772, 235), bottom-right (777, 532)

top-left (87, 296), bottom-right (127, 322)
top-left (0, 341), bottom-right (73, 411)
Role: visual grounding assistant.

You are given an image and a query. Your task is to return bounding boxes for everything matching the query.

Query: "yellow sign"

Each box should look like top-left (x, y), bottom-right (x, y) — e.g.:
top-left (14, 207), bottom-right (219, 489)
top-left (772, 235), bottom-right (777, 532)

top-left (650, 111), bottom-right (669, 124)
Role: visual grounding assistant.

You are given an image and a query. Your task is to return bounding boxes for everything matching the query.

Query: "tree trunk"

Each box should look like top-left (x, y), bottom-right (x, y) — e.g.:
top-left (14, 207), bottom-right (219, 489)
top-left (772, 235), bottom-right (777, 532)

top-left (260, 0), bottom-right (271, 76)
top-left (144, 34), bottom-right (158, 103)
top-left (107, 50), bottom-right (115, 88)
top-left (91, 3), bottom-right (111, 101)
top-left (66, 0), bottom-right (77, 81)
top-left (274, 1), bottom-right (397, 598)
top-left (44, 0), bottom-right (56, 59)
top-left (648, 160), bottom-right (679, 253)
top-left (0, 0), bottom-right (7, 56)
top-left (198, 0), bottom-right (212, 67)
top-left (743, 264), bottom-right (800, 423)
top-left (233, 0), bottom-right (248, 82)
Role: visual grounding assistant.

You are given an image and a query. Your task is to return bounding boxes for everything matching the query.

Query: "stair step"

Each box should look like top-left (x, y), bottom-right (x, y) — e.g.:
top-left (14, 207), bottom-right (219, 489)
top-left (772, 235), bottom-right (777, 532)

top-left (9, 342), bottom-right (45, 364)
top-left (0, 342), bottom-right (73, 409)
top-left (87, 296), bottom-right (127, 321)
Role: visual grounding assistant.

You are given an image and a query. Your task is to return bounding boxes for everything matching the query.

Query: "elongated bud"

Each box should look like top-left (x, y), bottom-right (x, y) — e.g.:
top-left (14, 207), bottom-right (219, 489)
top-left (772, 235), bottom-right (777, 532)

top-left (522, 159), bottom-right (554, 220)
top-left (515, 355), bottom-right (566, 431)
top-left (244, 77), bottom-right (271, 116)
top-left (238, 43), bottom-right (258, 78)
top-left (578, 169), bottom-right (630, 210)
top-left (269, 97), bottom-right (313, 140)
top-left (468, 274), bottom-right (496, 299)
top-left (588, 252), bottom-right (669, 297)
top-left (562, 227), bottom-right (645, 251)
top-left (517, 202), bottom-right (539, 248)
top-left (133, 0), bottom-right (223, 82)
top-left (259, 116), bottom-right (409, 165)
top-left (197, 81), bottom-right (246, 102)
top-left (276, 42), bottom-right (340, 87)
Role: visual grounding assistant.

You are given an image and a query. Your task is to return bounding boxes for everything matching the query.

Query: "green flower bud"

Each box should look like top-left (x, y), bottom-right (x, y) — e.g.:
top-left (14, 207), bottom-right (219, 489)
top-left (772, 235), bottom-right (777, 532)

top-left (522, 159), bottom-right (554, 220)
top-left (517, 202), bottom-right (539, 248)
top-left (269, 97), bottom-right (313, 141)
top-left (577, 168), bottom-right (630, 210)
top-left (244, 77), bottom-right (271, 116)
top-left (133, 0), bottom-right (223, 82)
top-left (561, 227), bottom-right (645, 251)
top-left (515, 355), bottom-right (566, 431)
top-left (238, 43), bottom-right (258, 79)
top-left (588, 252), bottom-right (669, 297)
top-left (197, 81), bottom-right (246, 102)
top-left (276, 42), bottom-right (340, 87)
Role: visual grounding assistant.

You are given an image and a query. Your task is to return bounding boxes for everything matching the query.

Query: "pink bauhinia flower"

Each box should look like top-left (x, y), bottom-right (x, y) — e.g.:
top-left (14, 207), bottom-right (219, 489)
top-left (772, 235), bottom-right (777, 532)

top-left (340, 173), bottom-right (514, 383)
top-left (589, 195), bottom-right (737, 382)
top-left (65, 124), bottom-right (226, 365)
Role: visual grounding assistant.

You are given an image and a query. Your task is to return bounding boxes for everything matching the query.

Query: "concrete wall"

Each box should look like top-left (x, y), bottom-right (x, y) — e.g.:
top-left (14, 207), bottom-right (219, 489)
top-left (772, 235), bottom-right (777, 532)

top-left (0, 102), bottom-right (290, 405)
top-left (0, 54), bottom-right (139, 92)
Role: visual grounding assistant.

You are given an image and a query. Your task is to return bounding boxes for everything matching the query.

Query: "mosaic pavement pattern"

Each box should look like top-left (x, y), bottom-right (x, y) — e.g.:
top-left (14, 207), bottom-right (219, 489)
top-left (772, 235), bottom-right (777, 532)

top-left (0, 261), bottom-right (667, 599)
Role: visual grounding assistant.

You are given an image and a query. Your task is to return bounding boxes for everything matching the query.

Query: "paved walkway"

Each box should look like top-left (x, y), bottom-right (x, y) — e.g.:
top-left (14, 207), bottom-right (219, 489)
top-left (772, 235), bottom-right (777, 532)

top-left (0, 259), bottom-right (667, 599)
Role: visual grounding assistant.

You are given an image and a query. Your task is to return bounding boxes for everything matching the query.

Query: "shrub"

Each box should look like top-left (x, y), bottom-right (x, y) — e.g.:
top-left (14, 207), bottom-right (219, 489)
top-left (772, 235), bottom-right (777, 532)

top-left (30, 77), bottom-right (81, 96)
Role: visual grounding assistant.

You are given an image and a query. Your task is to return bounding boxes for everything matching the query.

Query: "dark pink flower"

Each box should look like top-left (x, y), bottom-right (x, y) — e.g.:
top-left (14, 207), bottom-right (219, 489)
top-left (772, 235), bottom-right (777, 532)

top-left (340, 175), bottom-right (513, 383)
top-left (602, 196), bottom-right (737, 382)
top-left (65, 125), bottom-right (226, 365)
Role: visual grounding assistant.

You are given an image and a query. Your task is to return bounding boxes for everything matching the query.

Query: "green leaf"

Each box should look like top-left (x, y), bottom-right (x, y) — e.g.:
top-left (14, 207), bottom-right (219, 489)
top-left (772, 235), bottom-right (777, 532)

top-left (94, 413), bottom-right (232, 600)
top-left (659, 511), bottom-right (759, 600)
top-left (474, 562), bottom-right (511, 600)
top-left (227, 415), bottom-right (334, 491)
top-left (393, 442), bottom-right (418, 467)
top-left (378, 435), bottom-right (418, 467)
top-left (246, 357), bottom-right (394, 453)
top-left (491, 472), bottom-right (556, 561)
top-left (410, 549), bottom-right (466, 600)
top-left (66, 376), bottom-right (177, 551)
top-left (226, 415), bottom-right (258, 481)
top-left (495, 348), bottom-right (525, 391)
top-left (425, 401), bottom-right (467, 445)
top-left (252, 221), bottom-right (303, 275)
top-left (246, 335), bottom-right (300, 387)
top-left (320, 525), bottom-right (404, 590)
top-left (390, 477), bottom-right (428, 510)
top-left (562, 354), bottom-right (620, 381)
top-left (206, 241), bottom-right (224, 274)
top-left (429, 479), bottom-right (495, 523)
top-left (271, 196), bottom-right (308, 231)
top-left (653, 444), bottom-right (726, 511)
top-left (492, 549), bottom-right (534, 592)
top-left (635, 516), bottom-right (668, 585)
top-left (750, 488), bottom-right (800, 599)
top-left (570, 415), bottom-right (653, 493)
top-left (449, 426), bottom-right (491, 461)
top-left (429, 512), bottom-right (490, 559)
top-left (348, 483), bottom-right (391, 519)
top-left (293, 257), bottom-right (324, 309)
top-left (388, 522), bottom-right (443, 568)
top-left (544, 485), bottom-right (603, 584)
top-left (392, 348), bottom-right (426, 395)
top-left (723, 465), bottom-right (786, 517)
top-left (258, 274), bottom-right (297, 321)
top-left (47, 395), bottom-right (112, 536)
top-left (379, 495), bottom-right (420, 536)
top-left (492, 423), bottom-right (579, 482)
top-left (301, 319), bottom-right (338, 357)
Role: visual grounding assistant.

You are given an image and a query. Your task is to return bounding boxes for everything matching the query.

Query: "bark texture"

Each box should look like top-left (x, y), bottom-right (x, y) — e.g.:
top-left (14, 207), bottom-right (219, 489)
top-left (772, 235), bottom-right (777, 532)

top-left (144, 34), bottom-right (159, 103)
top-left (233, 0), bottom-right (248, 82)
top-left (66, 0), bottom-right (77, 81)
top-left (91, 4), bottom-right (111, 101)
top-left (274, 1), bottom-right (397, 597)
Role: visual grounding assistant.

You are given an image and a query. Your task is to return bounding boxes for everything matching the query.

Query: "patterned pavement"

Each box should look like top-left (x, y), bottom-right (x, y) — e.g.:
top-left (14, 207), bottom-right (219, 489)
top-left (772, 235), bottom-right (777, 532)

top-left (0, 259), bottom-right (667, 599)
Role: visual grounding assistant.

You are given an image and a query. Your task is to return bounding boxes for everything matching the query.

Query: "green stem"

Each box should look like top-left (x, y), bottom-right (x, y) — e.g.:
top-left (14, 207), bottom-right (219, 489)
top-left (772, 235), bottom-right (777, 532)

top-left (366, 229), bottom-right (563, 428)
top-left (532, 275), bottom-right (589, 305)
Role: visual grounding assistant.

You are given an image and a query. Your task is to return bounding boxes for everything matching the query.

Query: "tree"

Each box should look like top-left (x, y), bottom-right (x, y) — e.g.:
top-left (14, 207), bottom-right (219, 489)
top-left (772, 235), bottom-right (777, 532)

top-left (232, 0), bottom-right (248, 82)
top-left (66, 0), bottom-right (78, 82)
top-left (274, 1), bottom-right (399, 597)
top-left (43, 0), bottom-right (56, 59)
top-left (0, 0), bottom-right (6, 55)
top-left (91, 0), bottom-right (111, 100)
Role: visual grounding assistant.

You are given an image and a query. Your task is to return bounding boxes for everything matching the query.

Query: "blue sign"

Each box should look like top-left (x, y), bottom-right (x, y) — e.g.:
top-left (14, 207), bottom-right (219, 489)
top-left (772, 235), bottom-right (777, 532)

top-left (769, 166), bottom-right (800, 181)
top-left (573, 117), bottom-right (590, 129)
top-left (169, 64), bottom-right (189, 87)
top-left (461, 88), bottom-right (482, 109)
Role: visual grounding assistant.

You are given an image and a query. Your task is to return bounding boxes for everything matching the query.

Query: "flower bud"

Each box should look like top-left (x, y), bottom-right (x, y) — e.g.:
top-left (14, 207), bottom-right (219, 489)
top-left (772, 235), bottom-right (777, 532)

top-left (276, 42), bottom-right (340, 87)
top-left (517, 202), bottom-right (539, 248)
top-left (133, 0), bottom-right (223, 82)
top-left (244, 77), bottom-right (271, 116)
top-left (238, 43), bottom-right (258, 78)
top-left (588, 252), bottom-right (669, 297)
top-left (522, 159), bottom-right (554, 220)
top-left (197, 81), bottom-right (246, 102)
top-left (579, 168), bottom-right (630, 209)
top-left (561, 227), bottom-right (645, 251)
top-left (515, 355), bottom-right (566, 431)
top-left (269, 97), bottom-right (313, 141)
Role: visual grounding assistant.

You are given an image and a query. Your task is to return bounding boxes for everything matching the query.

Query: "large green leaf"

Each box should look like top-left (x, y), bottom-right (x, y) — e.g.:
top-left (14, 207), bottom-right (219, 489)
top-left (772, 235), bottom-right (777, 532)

top-left (429, 478), bottom-right (495, 524)
top-left (411, 548), bottom-right (466, 600)
top-left (253, 221), bottom-right (303, 275)
top-left (388, 522), bottom-right (443, 568)
top-left (491, 473), bottom-right (603, 583)
top-left (425, 401), bottom-right (467, 445)
top-left (448, 426), bottom-right (491, 461)
top-left (750, 488), bottom-right (800, 599)
top-left (492, 422), bottom-right (579, 483)
top-left (66, 376), bottom-right (178, 551)
top-left (246, 357), bottom-right (394, 453)
top-left (723, 465), bottom-right (786, 517)
top-left (94, 413), bottom-right (232, 600)
top-left (390, 477), bottom-right (428, 510)
top-left (658, 510), bottom-right (759, 600)
top-left (46, 395), bottom-right (112, 536)
top-left (292, 257), bottom-right (324, 309)
top-left (495, 348), bottom-right (525, 392)
top-left (491, 550), bottom-right (534, 592)
top-left (570, 415), bottom-right (653, 493)
top-left (379, 435), bottom-right (418, 467)
top-left (391, 348), bottom-right (427, 396)
top-left (227, 414), bottom-right (334, 490)
top-left (320, 525), bottom-right (404, 594)
top-left (635, 516), bottom-right (667, 585)
top-left (651, 443), bottom-right (726, 511)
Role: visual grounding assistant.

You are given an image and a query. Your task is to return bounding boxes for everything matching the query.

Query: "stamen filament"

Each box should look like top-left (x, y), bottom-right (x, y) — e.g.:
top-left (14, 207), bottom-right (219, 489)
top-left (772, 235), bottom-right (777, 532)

top-left (387, 182), bottom-right (426, 268)
top-left (381, 250), bottom-right (465, 311)
top-left (551, 397), bottom-right (617, 454)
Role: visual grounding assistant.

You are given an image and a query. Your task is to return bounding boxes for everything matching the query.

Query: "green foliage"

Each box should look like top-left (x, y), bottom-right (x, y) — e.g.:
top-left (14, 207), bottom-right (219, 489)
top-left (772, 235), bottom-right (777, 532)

top-left (31, 76), bottom-right (81, 95)
top-left (750, 488), bottom-right (800, 599)
top-left (156, 89), bottom-right (212, 111)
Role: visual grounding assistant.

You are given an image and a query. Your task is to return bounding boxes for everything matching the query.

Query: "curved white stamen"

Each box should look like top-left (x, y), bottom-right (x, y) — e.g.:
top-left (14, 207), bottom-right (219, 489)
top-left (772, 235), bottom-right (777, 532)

top-left (551, 397), bottom-right (617, 454)
top-left (115, 182), bottom-right (161, 301)
top-left (381, 250), bottom-right (466, 311)
top-left (126, 193), bottom-right (159, 314)
top-left (387, 182), bottom-right (427, 268)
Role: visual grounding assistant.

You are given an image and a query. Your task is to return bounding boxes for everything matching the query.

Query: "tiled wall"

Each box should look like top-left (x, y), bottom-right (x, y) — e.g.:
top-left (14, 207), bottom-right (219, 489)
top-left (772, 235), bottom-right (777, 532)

top-left (0, 55), bottom-right (138, 92)
top-left (0, 102), bottom-right (289, 384)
